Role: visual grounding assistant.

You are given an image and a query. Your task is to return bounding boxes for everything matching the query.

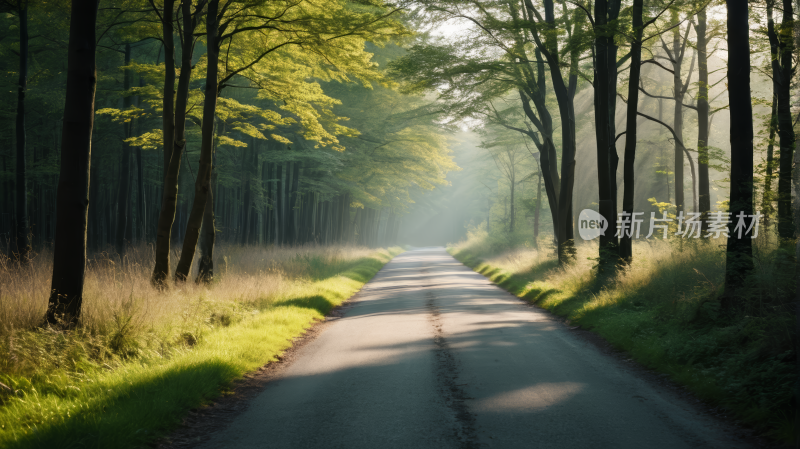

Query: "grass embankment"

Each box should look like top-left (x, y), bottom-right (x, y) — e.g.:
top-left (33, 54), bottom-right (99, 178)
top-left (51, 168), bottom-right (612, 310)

top-left (449, 229), bottom-right (795, 443)
top-left (0, 244), bottom-right (402, 448)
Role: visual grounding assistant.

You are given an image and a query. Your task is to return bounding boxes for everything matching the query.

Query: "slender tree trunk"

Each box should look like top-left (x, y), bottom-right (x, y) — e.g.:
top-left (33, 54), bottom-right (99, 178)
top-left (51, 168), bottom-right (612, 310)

top-left (115, 44), bottom-right (133, 255)
top-left (261, 161), bottom-right (272, 245)
top-left (288, 162), bottom-right (300, 245)
top-left (722, 0), bottom-right (755, 305)
top-left (763, 95), bottom-right (778, 227)
top-left (46, 0), bottom-right (99, 327)
top-left (671, 14), bottom-right (686, 216)
top-left (152, 0), bottom-right (178, 286)
top-left (619, 0), bottom-right (643, 262)
top-left (152, 0), bottom-right (199, 284)
top-left (534, 168), bottom-right (542, 247)
top-left (541, 0), bottom-right (577, 263)
top-left (14, 3), bottom-right (30, 264)
top-left (486, 197), bottom-right (492, 234)
top-left (276, 163), bottom-right (283, 245)
top-left (339, 192), bottom-right (349, 242)
top-left (197, 167), bottom-right (216, 283)
top-left (372, 208), bottom-right (381, 247)
top-left (768, 0), bottom-right (796, 239)
top-left (696, 8), bottom-right (711, 229)
top-left (174, 0), bottom-right (218, 281)
top-left (509, 170), bottom-right (516, 233)
top-left (249, 143), bottom-right (259, 244)
top-left (240, 145), bottom-right (251, 245)
top-left (134, 78), bottom-right (145, 243)
top-left (136, 148), bottom-right (145, 242)
top-left (88, 155), bottom-right (98, 251)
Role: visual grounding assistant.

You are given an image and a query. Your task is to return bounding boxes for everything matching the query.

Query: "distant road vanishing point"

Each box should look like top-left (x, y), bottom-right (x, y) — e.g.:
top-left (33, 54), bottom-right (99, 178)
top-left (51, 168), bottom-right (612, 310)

top-left (199, 247), bottom-right (754, 449)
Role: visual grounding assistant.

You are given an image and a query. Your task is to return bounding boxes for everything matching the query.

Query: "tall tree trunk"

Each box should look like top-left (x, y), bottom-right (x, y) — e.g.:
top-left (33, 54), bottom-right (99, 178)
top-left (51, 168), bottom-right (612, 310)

top-left (696, 7), bottom-right (711, 229)
top-left (240, 145), bottom-right (251, 245)
top-left (88, 154), bottom-right (99, 251)
top-left (152, 0), bottom-right (177, 285)
top-left (135, 78), bottom-right (146, 243)
top-left (136, 147), bottom-right (145, 242)
top-left (174, 0), bottom-right (218, 281)
top-left (534, 168), bottom-right (542, 247)
top-left (767, 0), bottom-right (796, 239)
top-left (152, 0), bottom-right (200, 285)
top-left (518, 89), bottom-right (560, 244)
top-left (540, 0), bottom-right (577, 263)
top-left (619, 0), bottom-right (643, 262)
top-left (509, 170), bottom-right (516, 233)
top-left (268, 161), bottom-right (272, 245)
top-left (763, 95), bottom-right (778, 226)
top-left (197, 167), bottom-right (216, 283)
top-left (592, 0), bottom-right (622, 268)
top-left (671, 15), bottom-right (686, 215)
top-left (115, 44), bottom-right (133, 255)
top-left (46, 0), bottom-right (99, 327)
top-left (722, 0), bottom-right (755, 305)
top-left (339, 192), bottom-right (349, 242)
top-left (249, 142), bottom-right (259, 244)
top-left (276, 163), bottom-right (283, 245)
top-left (14, 3), bottom-right (30, 264)
top-left (289, 162), bottom-right (300, 245)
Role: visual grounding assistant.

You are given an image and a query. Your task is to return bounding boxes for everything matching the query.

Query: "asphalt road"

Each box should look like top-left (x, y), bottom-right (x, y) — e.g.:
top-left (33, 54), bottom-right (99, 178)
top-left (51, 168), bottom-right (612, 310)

top-left (200, 247), bottom-right (753, 449)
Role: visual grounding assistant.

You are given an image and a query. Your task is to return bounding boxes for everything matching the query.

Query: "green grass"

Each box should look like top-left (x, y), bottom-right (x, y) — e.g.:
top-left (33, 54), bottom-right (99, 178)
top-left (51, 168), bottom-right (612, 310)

top-left (448, 232), bottom-right (795, 444)
top-left (0, 247), bottom-right (402, 449)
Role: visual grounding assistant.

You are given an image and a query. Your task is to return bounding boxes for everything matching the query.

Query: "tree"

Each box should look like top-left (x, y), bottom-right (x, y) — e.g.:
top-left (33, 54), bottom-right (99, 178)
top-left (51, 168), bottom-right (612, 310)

top-left (172, 0), bottom-right (408, 280)
top-left (663, 11), bottom-right (695, 215)
top-left (591, 0), bottom-right (624, 269)
top-left (479, 128), bottom-right (534, 233)
top-left (694, 4), bottom-right (716, 228)
top-left (619, 0), bottom-right (644, 262)
top-left (151, 0), bottom-right (206, 287)
top-left (765, 0), bottom-right (795, 240)
top-left (46, 0), bottom-right (99, 326)
top-left (12, 0), bottom-right (30, 264)
top-left (392, 0), bottom-right (587, 263)
top-left (722, 0), bottom-right (754, 304)
top-left (173, 0), bottom-right (218, 281)
top-left (115, 43), bottom-right (134, 255)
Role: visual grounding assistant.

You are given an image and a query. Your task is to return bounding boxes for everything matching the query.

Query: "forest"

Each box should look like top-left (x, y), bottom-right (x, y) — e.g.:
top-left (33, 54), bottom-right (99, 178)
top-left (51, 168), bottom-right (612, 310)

top-left (0, 0), bottom-right (798, 447)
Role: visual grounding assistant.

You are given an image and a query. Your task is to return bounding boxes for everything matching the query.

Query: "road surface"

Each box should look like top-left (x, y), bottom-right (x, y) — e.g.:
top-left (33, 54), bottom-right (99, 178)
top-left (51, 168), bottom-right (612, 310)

top-left (200, 247), bottom-right (752, 449)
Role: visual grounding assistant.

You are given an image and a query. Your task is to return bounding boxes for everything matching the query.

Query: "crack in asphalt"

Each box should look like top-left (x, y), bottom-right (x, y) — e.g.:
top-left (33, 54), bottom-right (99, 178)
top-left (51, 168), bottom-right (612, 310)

top-left (426, 285), bottom-right (480, 449)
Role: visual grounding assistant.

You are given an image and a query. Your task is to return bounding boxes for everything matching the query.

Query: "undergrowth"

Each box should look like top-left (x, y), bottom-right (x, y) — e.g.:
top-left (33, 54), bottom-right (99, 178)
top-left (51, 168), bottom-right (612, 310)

top-left (0, 243), bottom-right (402, 448)
top-left (448, 226), bottom-right (795, 445)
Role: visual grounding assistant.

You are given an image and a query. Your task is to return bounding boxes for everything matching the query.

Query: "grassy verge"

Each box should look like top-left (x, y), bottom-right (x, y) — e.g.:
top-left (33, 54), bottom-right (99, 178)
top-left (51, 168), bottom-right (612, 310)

top-left (448, 229), bottom-right (794, 444)
top-left (0, 245), bottom-right (402, 448)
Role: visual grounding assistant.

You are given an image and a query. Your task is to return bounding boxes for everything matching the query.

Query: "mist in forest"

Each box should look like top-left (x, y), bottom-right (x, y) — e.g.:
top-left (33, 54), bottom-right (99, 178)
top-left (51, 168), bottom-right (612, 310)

top-left (400, 20), bottom-right (776, 247)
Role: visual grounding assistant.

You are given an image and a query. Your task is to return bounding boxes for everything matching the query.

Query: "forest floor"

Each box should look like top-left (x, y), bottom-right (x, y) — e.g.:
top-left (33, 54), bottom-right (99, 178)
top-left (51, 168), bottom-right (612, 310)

top-left (448, 229), bottom-right (796, 446)
top-left (0, 244), bottom-right (402, 449)
top-left (157, 247), bottom-right (766, 449)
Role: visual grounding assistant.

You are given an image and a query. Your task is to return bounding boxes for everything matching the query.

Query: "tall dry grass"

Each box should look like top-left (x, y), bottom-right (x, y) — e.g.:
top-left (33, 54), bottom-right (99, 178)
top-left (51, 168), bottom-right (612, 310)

top-left (451, 225), bottom-right (793, 320)
top-left (0, 243), bottom-right (375, 377)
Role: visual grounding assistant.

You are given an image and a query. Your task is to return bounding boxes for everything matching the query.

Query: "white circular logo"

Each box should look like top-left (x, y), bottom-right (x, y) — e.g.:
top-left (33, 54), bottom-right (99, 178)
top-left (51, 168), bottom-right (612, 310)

top-left (578, 209), bottom-right (608, 240)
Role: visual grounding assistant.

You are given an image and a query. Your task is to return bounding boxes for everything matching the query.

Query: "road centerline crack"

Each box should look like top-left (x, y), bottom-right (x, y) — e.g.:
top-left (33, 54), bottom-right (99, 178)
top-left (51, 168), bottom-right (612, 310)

top-left (425, 283), bottom-right (480, 449)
